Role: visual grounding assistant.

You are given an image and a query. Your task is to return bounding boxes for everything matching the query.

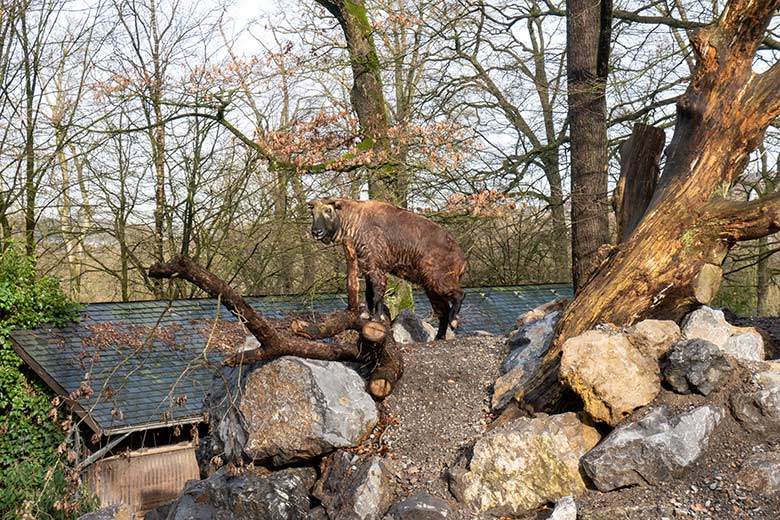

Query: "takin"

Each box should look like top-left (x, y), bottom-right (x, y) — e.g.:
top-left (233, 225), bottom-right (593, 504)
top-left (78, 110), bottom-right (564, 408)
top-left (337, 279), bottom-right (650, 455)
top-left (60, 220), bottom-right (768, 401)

top-left (308, 198), bottom-right (467, 340)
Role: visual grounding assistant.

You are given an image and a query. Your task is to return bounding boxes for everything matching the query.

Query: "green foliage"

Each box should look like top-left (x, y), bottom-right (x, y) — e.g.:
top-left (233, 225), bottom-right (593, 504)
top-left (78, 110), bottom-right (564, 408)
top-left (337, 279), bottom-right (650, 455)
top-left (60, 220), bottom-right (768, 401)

top-left (0, 243), bottom-right (91, 519)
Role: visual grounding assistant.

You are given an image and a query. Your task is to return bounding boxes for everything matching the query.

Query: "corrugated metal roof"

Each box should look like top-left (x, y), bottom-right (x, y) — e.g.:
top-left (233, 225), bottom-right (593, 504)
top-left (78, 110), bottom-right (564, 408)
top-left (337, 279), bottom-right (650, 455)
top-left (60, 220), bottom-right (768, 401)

top-left (10, 284), bottom-right (572, 435)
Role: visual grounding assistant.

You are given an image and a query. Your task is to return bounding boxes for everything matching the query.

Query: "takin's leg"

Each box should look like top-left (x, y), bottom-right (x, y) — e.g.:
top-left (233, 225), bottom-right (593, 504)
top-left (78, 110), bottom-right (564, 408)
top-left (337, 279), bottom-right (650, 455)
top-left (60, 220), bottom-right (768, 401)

top-left (366, 270), bottom-right (389, 320)
top-left (363, 276), bottom-right (375, 319)
top-left (448, 289), bottom-right (465, 330)
top-left (428, 294), bottom-right (451, 340)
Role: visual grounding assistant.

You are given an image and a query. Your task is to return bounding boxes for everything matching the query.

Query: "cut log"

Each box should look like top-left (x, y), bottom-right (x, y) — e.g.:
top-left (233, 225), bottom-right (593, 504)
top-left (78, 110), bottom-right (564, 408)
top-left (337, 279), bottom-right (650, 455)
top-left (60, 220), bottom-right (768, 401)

top-left (148, 255), bottom-right (404, 398)
top-left (367, 334), bottom-right (403, 400)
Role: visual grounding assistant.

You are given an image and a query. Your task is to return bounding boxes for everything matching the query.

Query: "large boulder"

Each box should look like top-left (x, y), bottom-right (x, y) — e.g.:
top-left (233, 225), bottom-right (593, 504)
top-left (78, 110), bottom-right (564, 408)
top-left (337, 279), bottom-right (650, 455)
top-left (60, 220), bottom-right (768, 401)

top-left (627, 319), bottom-right (681, 360)
top-left (156, 466), bottom-right (316, 520)
top-left (449, 412), bottom-right (600, 517)
top-left (681, 306), bottom-right (733, 347)
top-left (560, 329), bottom-right (660, 425)
top-left (547, 496), bottom-right (577, 520)
top-left (731, 361), bottom-right (780, 436)
top-left (682, 306), bottom-right (765, 362)
top-left (383, 492), bottom-right (453, 520)
top-left (504, 311), bottom-right (561, 373)
top-left (492, 310), bottom-right (562, 412)
top-left (393, 310), bottom-right (436, 344)
top-left (206, 357), bottom-right (378, 465)
top-left (662, 339), bottom-right (734, 395)
top-left (313, 450), bottom-right (395, 520)
top-left (722, 330), bottom-right (765, 362)
top-left (736, 452), bottom-right (780, 494)
top-left (77, 504), bottom-right (132, 520)
top-left (581, 405), bottom-right (723, 491)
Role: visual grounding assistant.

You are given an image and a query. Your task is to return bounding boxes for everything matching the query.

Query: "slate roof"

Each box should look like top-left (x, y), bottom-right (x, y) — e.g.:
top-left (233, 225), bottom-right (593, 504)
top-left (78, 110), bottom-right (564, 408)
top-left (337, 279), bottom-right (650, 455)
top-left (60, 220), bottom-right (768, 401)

top-left (9, 283), bottom-right (571, 436)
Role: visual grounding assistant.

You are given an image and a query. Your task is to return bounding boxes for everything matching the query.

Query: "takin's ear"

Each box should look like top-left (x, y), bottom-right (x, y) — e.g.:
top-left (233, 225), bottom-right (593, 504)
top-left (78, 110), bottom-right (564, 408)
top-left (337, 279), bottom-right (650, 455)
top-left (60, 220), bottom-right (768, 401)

top-left (332, 200), bottom-right (343, 211)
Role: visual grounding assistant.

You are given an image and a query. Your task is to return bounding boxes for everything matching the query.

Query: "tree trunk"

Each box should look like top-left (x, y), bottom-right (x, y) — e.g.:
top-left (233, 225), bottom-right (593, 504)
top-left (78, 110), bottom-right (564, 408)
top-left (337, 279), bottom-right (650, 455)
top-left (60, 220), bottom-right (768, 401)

top-left (520, 0), bottom-right (780, 411)
top-left (613, 123), bottom-right (666, 243)
top-left (314, 0), bottom-right (402, 204)
top-left (567, 0), bottom-right (612, 290)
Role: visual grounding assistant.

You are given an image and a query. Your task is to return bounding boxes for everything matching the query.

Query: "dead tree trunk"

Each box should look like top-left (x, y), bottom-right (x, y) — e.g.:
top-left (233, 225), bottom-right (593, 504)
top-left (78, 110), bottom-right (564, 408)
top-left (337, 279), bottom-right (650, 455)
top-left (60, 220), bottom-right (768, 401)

top-left (148, 256), bottom-right (403, 399)
top-left (613, 123), bottom-right (666, 243)
top-left (520, 0), bottom-right (780, 411)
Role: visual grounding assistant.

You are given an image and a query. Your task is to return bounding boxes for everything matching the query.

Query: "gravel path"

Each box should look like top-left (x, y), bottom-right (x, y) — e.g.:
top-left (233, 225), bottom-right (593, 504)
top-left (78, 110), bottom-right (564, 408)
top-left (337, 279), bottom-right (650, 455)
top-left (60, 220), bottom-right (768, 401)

top-left (379, 335), bottom-right (506, 518)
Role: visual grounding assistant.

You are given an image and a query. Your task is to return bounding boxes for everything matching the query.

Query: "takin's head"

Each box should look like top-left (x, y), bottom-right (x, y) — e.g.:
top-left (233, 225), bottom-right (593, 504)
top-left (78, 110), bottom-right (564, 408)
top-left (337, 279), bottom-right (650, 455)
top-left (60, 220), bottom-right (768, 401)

top-left (307, 198), bottom-right (344, 245)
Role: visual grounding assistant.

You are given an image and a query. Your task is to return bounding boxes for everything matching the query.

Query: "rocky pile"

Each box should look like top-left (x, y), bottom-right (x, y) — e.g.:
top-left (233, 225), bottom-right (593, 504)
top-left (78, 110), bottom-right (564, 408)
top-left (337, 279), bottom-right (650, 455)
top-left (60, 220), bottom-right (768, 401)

top-left (81, 305), bottom-right (780, 520)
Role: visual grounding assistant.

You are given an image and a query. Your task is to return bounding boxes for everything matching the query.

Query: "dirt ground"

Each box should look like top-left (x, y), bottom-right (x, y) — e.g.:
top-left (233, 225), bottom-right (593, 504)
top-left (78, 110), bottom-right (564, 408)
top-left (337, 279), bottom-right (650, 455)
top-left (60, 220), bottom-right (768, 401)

top-left (373, 327), bottom-right (780, 520)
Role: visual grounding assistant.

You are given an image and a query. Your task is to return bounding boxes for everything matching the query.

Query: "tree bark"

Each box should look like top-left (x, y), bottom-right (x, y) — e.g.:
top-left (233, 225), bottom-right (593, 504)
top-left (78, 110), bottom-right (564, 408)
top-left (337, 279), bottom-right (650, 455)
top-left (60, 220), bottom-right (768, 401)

top-left (148, 256), bottom-right (403, 398)
top-left (567, 0), bottom-right (612, 290)
top-left (519, 0), bottom-right (780, 412)
top-left (613, 123), bottom-right (666, 243)
top-left (314, 0), bottom-right (402, 204)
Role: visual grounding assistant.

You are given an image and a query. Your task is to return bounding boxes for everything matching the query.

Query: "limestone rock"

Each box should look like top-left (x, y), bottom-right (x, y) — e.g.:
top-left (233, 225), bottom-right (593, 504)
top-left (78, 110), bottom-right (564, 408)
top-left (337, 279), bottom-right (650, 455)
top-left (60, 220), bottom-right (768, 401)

top-left (581, 405), bottom-right (723, 491)
top-left (77, 504), bottom-right (133, 520)
top-left (493, 310), bottom-right (562, 412)
top-left (158, 466), bottom-right (315, 520)
top-left (547, 496), bottom-right (577, 520)
top-left (491, 365), bottom-right (528, 411)
top-left (514, 297), bottom-right (569, 327)
top-left (722, 330), bottom-right (765, 362)
top-left (731, 362), bottom-right (780, 436)
top-left (504, 310), bottom-right (561, 373)
top-left (663, 339), bottom-right (733, 395)
top-left (393, 310), bottom-right (436, 344)
top-left (681, 306), bottom-right (732, 347)
top-left (736, 452), bottom-right (780, 494)
top-left (560, 330), bottom-right (660, 425)
top-left (449, 412), bottom-right (599, 517)
top-left (628, 319), bottom-right (681, 360)
top-left (384, 492), bottom-right (453, 520)
top-left (206, 357), bottom-right (378, 465)
top-left (314, 450), bottom-right (395, 520)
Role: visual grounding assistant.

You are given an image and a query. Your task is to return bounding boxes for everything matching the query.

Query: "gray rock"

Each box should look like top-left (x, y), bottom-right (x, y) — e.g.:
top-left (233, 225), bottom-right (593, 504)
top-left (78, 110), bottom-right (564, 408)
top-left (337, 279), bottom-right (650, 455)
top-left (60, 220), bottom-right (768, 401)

top-left (581, 405), bottom-right (723, 491)
top-left (681, 306), bottom-right (732, 347)
top-left (663, 339), bottom-right (733, 395)
top-left (78, 504), bottom-right (133, 520)
top-left (206, 357), bottom-right (377, 465)
top-left (158, 466), bottom-right (315, 520)
top-left (492, 311), bottom-right (561, 411)
top-left (722, 330), bottom-right (765, 362)
top-left (314, 450), bottom-right (395, 520)
top-left (731, 361), bottom-right (780, 434)
top-left (384, 492), bottom-right (453, 519)
top-left (309, 506), bottom-right (331, 520)
top-left (449, 412), bottom-right (600, 517)
top-left (547, 496), bottom-right (576, 520)
top-left (393, 310), bottom-right (436, 344)
top-left (504, 311), bottom-right (561, 373)
top-left (736, 452), bottom-right (780, 493)
top-left (514, 298), bottom-right (569, 327)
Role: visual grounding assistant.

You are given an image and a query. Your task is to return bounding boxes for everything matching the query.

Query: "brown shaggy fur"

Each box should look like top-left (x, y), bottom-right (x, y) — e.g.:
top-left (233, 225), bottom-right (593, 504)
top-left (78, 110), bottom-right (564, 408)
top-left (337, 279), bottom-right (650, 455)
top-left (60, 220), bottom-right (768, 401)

top-left (308, 198), bottom-right (467, 339)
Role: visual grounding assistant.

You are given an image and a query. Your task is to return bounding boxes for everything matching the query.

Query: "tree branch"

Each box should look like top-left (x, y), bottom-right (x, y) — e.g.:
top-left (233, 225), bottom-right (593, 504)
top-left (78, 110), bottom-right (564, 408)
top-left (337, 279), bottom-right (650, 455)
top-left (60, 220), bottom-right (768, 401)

top-left (708, 193), bottom-right (780, 243)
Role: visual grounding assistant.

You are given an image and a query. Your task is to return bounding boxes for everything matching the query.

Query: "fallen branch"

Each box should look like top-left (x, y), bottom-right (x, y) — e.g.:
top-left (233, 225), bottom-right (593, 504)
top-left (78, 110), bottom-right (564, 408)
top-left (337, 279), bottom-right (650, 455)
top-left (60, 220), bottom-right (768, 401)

top-left (148, 255), bottom-right (403, 398)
